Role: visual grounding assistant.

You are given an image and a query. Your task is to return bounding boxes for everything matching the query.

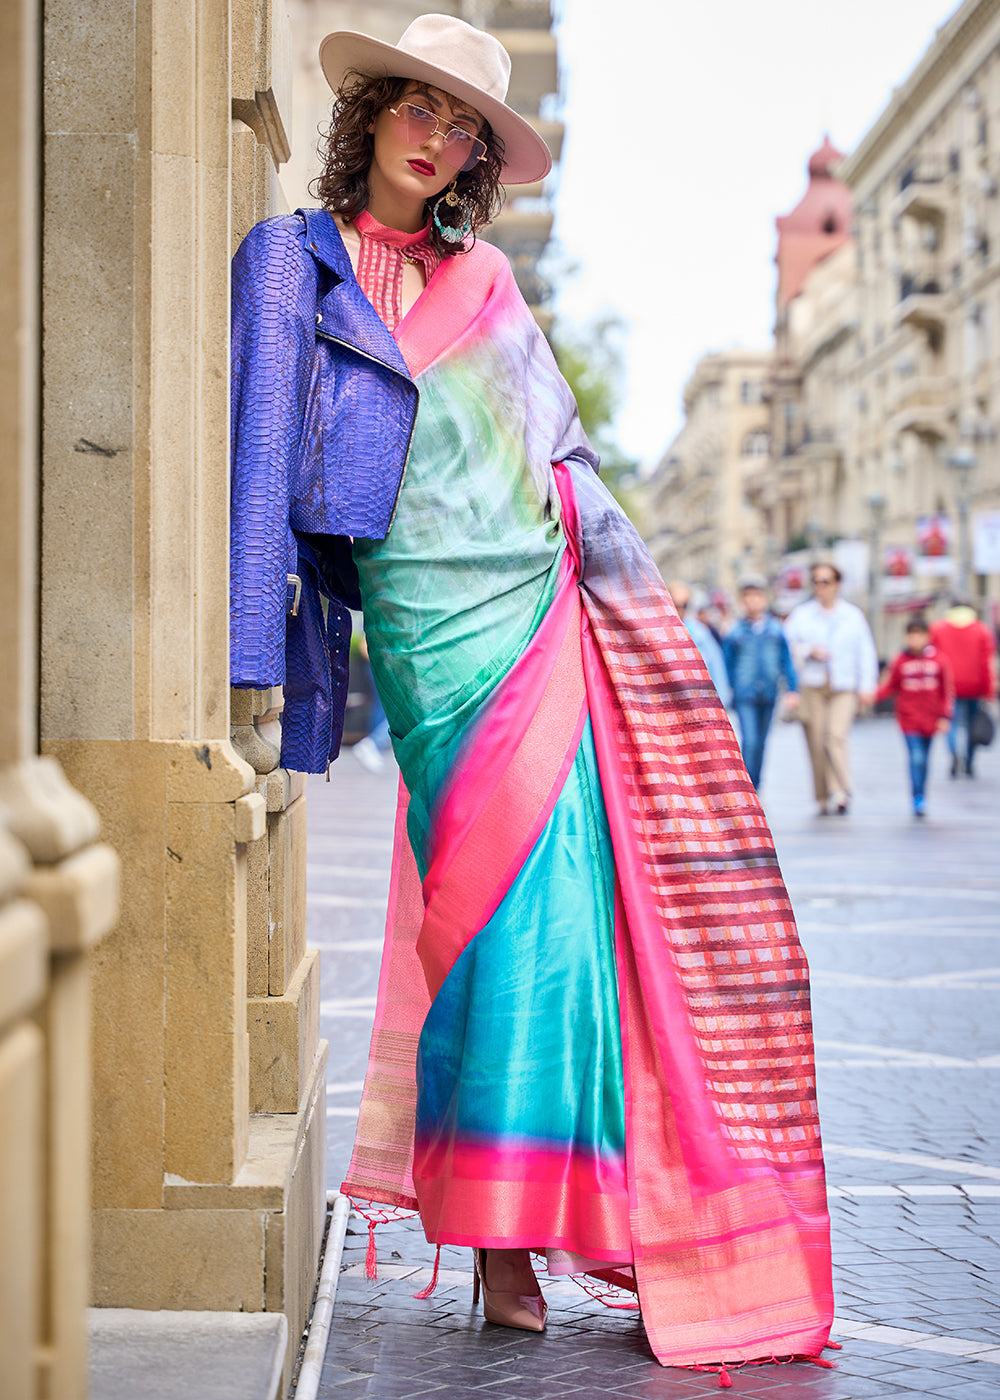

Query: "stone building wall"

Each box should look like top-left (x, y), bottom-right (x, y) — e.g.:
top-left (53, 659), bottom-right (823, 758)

top-left (1, 2), bottom-right (327, 1396)
top-left (644, 349), bottom-right (772, 601)
top-left (1, 1), bottom-right (120, 1395)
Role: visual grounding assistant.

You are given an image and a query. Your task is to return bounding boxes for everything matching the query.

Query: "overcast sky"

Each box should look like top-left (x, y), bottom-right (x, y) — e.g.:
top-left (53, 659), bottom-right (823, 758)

top-left (551, 0), bottom-right (962, 468)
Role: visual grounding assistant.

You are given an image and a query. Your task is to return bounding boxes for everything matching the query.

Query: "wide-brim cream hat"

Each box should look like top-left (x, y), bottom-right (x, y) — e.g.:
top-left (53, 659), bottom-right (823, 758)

top-left (319, 13), bottom-right (552, 186)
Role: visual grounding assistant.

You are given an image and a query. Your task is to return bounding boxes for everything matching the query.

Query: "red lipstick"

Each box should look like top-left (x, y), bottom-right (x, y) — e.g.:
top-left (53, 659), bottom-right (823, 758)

top-left (408, 158), bottom-right (435, 177)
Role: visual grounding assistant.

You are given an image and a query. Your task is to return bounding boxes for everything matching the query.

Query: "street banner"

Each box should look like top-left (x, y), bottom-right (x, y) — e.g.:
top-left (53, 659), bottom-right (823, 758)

top-left (833, 538), bottom-right (868, 599)
top-left (915, 514), bottom-right (955, 576)
top-left (883, 544), bottom-right (913, 576)
top-left (883, 544), bottom-right (914, 596)
top-left (973, 511), bottom-right (1000, 574)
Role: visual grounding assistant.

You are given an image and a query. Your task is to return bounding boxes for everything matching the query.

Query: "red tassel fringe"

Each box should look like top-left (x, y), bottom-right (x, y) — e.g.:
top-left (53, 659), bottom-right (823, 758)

top-left (689, 1351), bottom-right (838, 1388)
top-left (346, 1196), bottom-right (419, 1285)
top-left (413, 1244), bottom-right (441, 1299)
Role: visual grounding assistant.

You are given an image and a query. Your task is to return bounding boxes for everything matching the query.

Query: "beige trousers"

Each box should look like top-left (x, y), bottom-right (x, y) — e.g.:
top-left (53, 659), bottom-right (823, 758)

top-left (798, 684), bottom-right (857, 804)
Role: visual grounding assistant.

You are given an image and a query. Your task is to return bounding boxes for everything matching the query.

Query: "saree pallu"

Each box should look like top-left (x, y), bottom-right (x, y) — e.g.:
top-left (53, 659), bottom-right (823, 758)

top-left (342, 239), bottom-right (834, 1368)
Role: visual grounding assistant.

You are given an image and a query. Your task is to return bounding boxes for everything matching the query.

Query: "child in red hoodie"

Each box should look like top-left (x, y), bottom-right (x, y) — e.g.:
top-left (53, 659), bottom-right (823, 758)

top-left (876, 617), bottom-right (954, 817)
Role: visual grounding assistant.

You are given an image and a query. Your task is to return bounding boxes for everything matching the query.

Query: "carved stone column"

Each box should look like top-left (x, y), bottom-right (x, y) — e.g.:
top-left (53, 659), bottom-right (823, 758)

top-left (1, 3), bottom-right (119, 1398)
top-left (37, 0), bottom-right (323, 1394)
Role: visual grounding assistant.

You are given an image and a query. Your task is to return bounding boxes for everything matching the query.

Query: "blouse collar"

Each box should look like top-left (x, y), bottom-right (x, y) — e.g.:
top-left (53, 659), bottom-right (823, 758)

top-left (354, 209), bottom-right (432, 250)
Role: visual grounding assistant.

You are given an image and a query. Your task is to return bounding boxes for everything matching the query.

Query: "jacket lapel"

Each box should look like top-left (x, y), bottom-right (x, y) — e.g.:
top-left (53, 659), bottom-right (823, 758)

top-left (298, 207), bottom-right (412, 379)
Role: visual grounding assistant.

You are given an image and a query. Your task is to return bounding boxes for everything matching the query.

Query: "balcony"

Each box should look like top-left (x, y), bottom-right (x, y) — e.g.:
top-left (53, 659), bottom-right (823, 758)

top-left (889, 403), bottom-right (950, 441)
top-left (797, 425), bottom-right (842, 460)
top-left (887, 373), bottom-right (952, 416)
top-left (503, 118), bottom-right (564, 196)
top-left (489, 0), bottom-right (555, 29)
top-left (894, 163), bottom-right (948, 224)
top-left (888, 372), bottom-right (951, 439)
top-left (895, 272), bottom-right (946, 332)
top-left (490, 28), bottom-right (558, 112)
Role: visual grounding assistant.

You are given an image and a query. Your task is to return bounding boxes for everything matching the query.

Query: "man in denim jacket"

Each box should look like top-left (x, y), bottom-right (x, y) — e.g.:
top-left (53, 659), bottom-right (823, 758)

top-left (723, 575), bottom-right (798, 789)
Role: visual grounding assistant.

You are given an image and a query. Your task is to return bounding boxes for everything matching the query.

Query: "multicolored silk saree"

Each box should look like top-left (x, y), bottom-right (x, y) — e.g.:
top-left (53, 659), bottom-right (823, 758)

top-left (341, 236), bottom-right (834, 1370)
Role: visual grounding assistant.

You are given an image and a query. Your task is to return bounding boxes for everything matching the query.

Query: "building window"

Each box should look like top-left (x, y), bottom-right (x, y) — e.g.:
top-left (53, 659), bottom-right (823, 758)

top-left (742, 430), bottom-right (770, 458)
top-left (740, 379), bottom-right (764, 404)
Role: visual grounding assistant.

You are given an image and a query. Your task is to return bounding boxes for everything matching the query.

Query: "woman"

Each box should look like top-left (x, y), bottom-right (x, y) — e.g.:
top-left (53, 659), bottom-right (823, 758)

top-left (784, 563), bottom-right (878, 816)
top-left (230, 14), bottom-right (834, 1377)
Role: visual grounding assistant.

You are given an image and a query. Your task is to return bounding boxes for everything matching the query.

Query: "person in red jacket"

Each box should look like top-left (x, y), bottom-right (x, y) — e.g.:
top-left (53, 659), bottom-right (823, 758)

top-left (930, 597), bottom-right (999, 777)
top-left (876, 617), bottom-right (954, 817)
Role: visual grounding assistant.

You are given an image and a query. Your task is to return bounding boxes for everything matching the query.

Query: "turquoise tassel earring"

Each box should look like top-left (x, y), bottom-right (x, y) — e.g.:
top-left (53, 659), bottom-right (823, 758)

top-left (432, 180), bottom-right (472, 244)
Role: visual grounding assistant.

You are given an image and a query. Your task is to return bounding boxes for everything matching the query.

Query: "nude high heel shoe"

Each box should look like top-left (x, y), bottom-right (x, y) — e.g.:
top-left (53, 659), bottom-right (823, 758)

top-left (472, 1248), bottom-right (547, 1333)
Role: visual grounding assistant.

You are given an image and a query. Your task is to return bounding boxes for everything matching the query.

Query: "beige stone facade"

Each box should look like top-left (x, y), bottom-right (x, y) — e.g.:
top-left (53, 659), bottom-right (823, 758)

top-left (2, 1), bottom-right (326, 1396)
top-left (750, 0), bottom-right (1000, 651)
top-left (1, 1), bottom-right (120, 1394)
top-left (644, 350), bottom-right (773, 600)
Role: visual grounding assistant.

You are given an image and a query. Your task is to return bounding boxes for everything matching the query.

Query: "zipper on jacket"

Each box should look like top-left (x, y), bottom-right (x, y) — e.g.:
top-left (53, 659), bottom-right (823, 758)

top-left (315, 328), bottom-right (419, 531)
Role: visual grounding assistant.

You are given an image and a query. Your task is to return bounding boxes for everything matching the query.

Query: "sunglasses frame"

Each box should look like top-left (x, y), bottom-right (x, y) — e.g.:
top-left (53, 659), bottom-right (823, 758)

top-left (388, 101), bottom-right (487, 172)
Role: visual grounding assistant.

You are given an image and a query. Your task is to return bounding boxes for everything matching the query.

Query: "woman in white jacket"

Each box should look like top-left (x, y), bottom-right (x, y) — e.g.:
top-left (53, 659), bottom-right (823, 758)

top-left (785, 562), bottom-right (879, 814)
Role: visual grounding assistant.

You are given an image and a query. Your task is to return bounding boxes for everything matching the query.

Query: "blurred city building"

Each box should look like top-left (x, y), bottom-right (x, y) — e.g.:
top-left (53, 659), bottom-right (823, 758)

top-left (834, 0), bottom-right (1000, 647)
top-left (648, 0), bottom-right (1000, 653)
top-left (282, 0), bottom-right (564, 323)
top-left (749, 137), bottom-right (854, 557)
top-left (644, 349), bottom-right (772, 600)
top-left (753, 0), bottom-right (1000, 650)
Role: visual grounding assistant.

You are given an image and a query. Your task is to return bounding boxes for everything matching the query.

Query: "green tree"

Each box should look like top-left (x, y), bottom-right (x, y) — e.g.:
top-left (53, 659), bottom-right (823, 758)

top-left (552, 313), bottom-right (642, 521)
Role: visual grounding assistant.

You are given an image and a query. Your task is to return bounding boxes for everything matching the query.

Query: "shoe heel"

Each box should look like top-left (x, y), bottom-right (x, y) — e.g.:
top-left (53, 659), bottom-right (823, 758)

top-left (470, 1247), bottom-right (546, 1333)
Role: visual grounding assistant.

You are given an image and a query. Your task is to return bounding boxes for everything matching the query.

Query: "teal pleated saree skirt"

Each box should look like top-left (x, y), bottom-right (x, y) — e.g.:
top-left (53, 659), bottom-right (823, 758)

top-left (354, 361), bottom-right (631, 1260)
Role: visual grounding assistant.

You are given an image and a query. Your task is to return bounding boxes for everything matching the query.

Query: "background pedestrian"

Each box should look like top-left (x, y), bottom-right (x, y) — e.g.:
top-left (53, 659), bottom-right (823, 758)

top-left (784, 562), bottom-right (878, 815)
top-left (930, 596), bottom-right (998, 777)
top-left (352, 633), bottom-right (393, 773)
top-left (723, 574), bottom-right (799, 789)
top-left (875, 616), bottom-right (953, 817)
top-left (666, 580), bottom-right (730, 702)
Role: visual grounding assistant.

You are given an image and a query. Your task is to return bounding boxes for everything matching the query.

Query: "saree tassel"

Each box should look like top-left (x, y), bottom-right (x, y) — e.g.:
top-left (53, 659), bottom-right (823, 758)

top-left (365, 1219), bottom-right (378, 1281)
top-left (824, 1340), bottom-right (844, 1350)
top-left (806, 1355), bottom-right (838, 1370)
top-left (413, 1244), bottom-right (441, 1299)
top-left (688, 1363), bottom-right (734, 1387)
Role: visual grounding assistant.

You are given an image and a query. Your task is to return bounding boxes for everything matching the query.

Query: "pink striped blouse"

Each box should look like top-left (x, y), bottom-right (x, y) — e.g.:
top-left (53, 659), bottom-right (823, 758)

top-left (353, 210), bottom-right (442, 332)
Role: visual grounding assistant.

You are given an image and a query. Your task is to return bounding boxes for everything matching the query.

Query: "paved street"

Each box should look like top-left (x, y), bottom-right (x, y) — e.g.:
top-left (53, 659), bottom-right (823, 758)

top-left (307, 715), bottom-right (1000, 1399)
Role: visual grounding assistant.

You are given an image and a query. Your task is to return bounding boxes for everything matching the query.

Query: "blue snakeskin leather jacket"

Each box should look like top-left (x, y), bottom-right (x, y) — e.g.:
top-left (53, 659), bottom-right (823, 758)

top-left (230, 208), bottom-right (418, 772)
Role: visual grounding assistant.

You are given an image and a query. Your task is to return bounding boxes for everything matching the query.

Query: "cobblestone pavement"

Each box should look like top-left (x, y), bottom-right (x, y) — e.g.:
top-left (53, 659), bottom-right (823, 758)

top-left (308, 716), bottom-right (1000, 1398)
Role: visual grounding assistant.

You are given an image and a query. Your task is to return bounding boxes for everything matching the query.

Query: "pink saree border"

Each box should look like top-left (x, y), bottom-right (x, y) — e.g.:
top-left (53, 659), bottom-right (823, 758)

top-left (415, 553), bottom-right (588, 1000)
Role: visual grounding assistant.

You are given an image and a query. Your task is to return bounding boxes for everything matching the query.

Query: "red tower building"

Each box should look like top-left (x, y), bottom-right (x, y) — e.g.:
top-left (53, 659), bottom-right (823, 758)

top-left (775, 135), bottom-right (853, 310)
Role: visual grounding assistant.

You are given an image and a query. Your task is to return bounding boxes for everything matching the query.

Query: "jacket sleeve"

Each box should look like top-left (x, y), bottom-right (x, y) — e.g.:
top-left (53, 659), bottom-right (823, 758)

top-left (779, 630), bottom-right (798, 692)
top-left (856, 611), bottom-right (880, 693)
top-left (939, 655), bottom-right (955, 720)
top-left (985, 623), bottom-right (999, 699)
top-left (783, 607), bottom-right (809, 671)
top-left (875, 654), bottom-right (900, 705)
top-left (230, 216), bottom-right (317, 688)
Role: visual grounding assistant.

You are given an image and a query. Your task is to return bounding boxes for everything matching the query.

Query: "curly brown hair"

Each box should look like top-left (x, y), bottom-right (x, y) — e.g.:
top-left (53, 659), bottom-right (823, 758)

top-left (311, 71), bottom-right (506, 257)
